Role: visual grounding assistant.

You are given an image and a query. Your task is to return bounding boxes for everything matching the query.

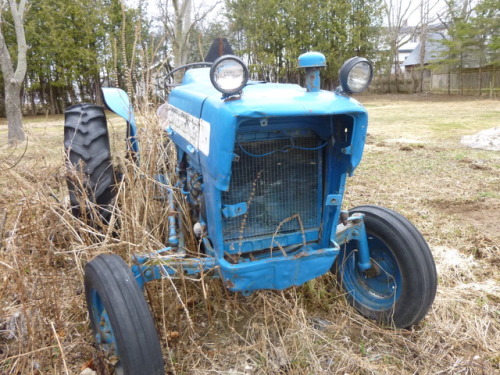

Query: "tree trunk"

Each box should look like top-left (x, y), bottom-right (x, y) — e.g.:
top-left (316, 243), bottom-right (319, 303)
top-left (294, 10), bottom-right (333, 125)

top-left (69, 84), bottom-right (77, 105)
top-left (56, 87), bottom-right (64, 114)
top-left (30, 85), bottom-right (36, 116)
top-left (49, 85), bottom-right (56, 115)
top-left (172, 0), bottom-right (192, 82)
top-left (40, 78), bottom-right (46, 114)
top-left (4, 80), bottom-right (25, 142)
top-left (393, 47), bottom-right (400, 93)
top-left (94, 72), bottom-right (102, 105)
top-left (0, 0), bottom-right (28, 144)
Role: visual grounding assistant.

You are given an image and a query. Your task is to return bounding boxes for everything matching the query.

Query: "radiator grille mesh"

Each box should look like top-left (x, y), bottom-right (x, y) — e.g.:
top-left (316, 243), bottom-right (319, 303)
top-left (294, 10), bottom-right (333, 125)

top-left (222, 136), bottom-right (321, 241)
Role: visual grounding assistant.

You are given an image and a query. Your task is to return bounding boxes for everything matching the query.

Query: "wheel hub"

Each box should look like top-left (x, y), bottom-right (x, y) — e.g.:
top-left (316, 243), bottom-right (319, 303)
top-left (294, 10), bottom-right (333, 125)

top-left (362, 261), bottom-right (381, 278)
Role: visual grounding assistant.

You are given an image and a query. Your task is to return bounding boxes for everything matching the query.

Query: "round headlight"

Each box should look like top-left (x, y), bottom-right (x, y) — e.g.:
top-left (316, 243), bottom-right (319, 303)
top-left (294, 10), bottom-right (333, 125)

top-left (339, 57), bottom-right (374, 95)
top-left (210, 55), bottom-right (249, 96)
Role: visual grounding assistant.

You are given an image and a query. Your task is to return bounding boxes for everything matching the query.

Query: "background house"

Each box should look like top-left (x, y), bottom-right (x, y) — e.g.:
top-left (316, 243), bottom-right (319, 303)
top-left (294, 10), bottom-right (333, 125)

top-left (399, 27), bottom-right (498, 96)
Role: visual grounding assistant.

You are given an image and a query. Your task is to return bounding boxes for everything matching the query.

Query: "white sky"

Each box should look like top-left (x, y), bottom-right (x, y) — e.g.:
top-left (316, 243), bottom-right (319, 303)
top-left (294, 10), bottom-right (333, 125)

top-left (403, 0), bottom-right (448, 26)
top-left (126, 0), bottom-right (223, 20)
top-left (128, 0), bottom-right (449, 27)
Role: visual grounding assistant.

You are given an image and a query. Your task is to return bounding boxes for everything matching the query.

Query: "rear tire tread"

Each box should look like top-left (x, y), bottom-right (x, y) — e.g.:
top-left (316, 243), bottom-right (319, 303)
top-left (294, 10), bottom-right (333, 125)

top-left (64, 104), bottom-right (116, 223)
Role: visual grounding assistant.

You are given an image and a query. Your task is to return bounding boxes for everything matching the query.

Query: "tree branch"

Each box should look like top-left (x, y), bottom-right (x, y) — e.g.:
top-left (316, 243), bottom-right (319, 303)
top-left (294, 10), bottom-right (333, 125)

top-left (182, 0), bottom-right (221, 49)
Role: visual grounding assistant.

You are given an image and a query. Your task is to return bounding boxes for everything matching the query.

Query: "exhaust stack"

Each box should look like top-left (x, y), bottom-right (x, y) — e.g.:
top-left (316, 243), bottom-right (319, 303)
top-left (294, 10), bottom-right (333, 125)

top-left (298, 52), bottom-right (326, 92)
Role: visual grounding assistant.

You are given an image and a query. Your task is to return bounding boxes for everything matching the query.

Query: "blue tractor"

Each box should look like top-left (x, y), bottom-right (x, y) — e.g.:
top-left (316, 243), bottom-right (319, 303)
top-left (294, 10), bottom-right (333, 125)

top-left (64, 43), bottom-right (437, 374)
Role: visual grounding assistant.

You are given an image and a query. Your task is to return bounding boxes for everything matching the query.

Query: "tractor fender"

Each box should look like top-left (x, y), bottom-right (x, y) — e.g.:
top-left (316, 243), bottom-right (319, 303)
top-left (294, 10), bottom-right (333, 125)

top-left (101, 87), bottom-right (139, 153)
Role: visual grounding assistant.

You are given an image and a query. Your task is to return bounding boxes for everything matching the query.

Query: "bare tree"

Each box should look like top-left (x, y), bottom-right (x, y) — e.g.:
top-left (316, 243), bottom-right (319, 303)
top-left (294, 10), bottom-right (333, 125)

top-left (384, 0), bottom-right (420, 85)
top-left (417, 0), bottom-right (440, 92)
top-left (159, 0), bottom-right (221, 80)
top-left (172, 0), bottom-right (192, 69)
top-left (0, 0), bottom-right (27, 144)
top-left (383, 0), bottom-right (442, 92)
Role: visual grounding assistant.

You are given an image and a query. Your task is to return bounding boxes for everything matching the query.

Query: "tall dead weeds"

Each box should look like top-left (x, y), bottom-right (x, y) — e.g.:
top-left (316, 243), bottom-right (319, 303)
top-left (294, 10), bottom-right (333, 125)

top-left (0, 100), bottom-right (499, 374)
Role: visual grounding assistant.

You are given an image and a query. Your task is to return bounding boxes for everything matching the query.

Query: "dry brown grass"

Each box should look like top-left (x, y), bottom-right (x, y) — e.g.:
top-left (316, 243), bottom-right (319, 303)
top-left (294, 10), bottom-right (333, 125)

top-left (0, 94), bottom-right (499, 375)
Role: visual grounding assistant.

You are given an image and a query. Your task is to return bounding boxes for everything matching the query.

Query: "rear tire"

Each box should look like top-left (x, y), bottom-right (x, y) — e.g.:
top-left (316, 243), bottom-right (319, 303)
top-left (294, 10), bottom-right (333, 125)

top-left (64, 104), bottom-right (116, 224)
top-left (84, 254), bottom-right (164, 375)
top-left (334, 205), bottom-right (437, 328)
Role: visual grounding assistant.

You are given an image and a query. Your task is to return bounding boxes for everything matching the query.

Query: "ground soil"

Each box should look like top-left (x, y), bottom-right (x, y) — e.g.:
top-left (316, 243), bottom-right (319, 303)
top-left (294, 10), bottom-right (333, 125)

top-left (433, 197), bottom-right (500, 240)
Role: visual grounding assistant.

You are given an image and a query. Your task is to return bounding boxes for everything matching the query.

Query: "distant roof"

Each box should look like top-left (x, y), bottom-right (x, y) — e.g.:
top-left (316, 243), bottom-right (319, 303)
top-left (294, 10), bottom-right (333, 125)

top-left (403, 33), bottom-right (446, 66)
top-left (385, 23), bottom-right (446, 34)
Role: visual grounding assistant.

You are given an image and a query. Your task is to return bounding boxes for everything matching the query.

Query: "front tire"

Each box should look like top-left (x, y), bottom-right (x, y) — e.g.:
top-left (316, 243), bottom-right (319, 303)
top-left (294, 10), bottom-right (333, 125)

top-left (334, 205), bottom-right (437, 328)
top-left (84, 255), bottom-right (164, 375)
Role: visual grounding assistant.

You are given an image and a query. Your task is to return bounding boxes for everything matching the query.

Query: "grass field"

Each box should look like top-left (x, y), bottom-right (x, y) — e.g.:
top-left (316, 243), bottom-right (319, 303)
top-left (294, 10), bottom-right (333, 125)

top-left (0, 95), bottom-right (499, 374)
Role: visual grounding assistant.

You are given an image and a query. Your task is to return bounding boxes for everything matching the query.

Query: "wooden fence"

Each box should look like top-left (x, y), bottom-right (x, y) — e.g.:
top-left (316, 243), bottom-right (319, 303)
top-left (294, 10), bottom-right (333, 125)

top-left (430, 69), bottom-right (499, 96)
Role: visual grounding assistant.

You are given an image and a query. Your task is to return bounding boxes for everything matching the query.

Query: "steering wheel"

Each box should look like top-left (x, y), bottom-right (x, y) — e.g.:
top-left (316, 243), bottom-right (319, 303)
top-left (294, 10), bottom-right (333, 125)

top-left (164, 62), bottom-right (213, 88)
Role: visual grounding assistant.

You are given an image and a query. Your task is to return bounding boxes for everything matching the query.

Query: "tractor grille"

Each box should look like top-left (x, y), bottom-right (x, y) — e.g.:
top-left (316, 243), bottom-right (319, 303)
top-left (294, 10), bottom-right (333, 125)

top-left (222, 135), bottom-right (322, 242)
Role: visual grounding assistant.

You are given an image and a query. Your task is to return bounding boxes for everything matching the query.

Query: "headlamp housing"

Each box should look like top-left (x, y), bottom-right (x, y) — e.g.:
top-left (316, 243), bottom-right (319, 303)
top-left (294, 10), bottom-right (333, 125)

top-left (339, 57), bottom-right (374, 95)
top-left (210, 55), bottom-right (249, 96)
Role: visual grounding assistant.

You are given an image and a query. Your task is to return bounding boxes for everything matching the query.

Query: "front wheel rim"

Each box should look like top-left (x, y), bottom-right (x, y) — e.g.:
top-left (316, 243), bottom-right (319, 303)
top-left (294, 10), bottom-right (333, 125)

top-left (339, 235), bottom-right (402, 311)
top-left (90, 288), bottom-right (119, 357)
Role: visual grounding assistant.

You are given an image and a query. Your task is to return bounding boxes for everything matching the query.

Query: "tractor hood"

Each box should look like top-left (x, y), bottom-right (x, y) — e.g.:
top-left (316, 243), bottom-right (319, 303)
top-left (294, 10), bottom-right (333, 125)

top-left (164, 67), bottom-right (368, 191)
top-left (168, 68), bottom-right (367, 118)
